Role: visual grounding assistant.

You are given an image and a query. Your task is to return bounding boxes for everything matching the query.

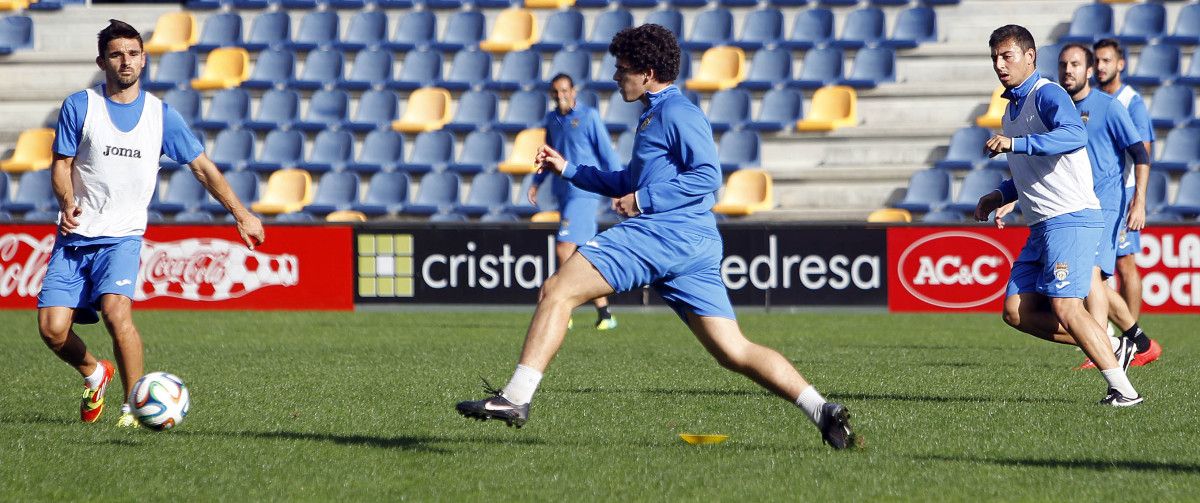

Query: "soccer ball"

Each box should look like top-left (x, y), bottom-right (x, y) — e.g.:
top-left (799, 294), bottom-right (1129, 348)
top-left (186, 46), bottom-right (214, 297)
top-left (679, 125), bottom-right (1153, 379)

top-left (129, 371), bottom-right (190, 431)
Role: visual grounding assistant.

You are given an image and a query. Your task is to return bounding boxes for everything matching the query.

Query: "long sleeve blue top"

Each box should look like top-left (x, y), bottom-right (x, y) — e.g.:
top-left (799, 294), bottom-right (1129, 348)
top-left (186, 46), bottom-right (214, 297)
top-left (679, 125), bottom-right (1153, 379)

top-left (534, 103), bottom-right (622, 201)
top-left (996, 72), bottom-right (1089, 205)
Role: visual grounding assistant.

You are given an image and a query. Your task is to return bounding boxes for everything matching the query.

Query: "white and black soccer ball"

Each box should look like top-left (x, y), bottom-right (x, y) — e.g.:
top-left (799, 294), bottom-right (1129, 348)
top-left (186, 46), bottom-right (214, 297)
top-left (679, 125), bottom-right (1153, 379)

top-left (129, 371), bottom-right (190, 431)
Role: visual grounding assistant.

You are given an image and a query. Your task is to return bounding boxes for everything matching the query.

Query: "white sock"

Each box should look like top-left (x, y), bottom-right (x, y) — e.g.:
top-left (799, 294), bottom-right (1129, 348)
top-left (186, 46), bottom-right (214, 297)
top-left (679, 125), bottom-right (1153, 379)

top-left (501, 364), bottom-right (543, 406)
top-left (1101, 368), bottom-right (1138, 397)
top-left (121, 403), bottom-right (131, 414)
top-left (1109, 335), bottom-right (1121, 351)
top-left (83, 364), bottom-right (106, 389)
top-left (794, 386), bottom-right (827, 426)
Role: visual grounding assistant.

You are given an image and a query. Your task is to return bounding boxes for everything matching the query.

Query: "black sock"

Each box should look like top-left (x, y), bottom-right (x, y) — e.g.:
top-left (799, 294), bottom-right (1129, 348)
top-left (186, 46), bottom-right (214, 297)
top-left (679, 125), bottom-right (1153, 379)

top-left (1122, 323), bottom-right (1150, 352)
top-left (596, 306), bottom-right (611, 320)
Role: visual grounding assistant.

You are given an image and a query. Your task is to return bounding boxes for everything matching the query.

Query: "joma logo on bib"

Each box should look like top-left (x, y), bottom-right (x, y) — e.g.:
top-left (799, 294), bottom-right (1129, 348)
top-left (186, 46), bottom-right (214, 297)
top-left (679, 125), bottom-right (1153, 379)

top-left (102, 145), bottom-right (142, 158)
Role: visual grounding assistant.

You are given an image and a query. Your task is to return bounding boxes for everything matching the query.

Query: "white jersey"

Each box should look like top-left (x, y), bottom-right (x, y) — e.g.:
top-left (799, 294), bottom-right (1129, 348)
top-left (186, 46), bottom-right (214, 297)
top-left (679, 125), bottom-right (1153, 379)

top-left (1113, 84), bottom-right (1140, 189)
top-left (1002, 78), bottom-right (1100, 224)
top-left (71, 86), bottom-right (163, 238)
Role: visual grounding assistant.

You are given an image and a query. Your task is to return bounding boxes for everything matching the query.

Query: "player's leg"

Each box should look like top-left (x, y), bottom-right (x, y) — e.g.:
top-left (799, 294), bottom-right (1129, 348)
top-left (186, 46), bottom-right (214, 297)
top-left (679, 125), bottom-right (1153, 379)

top-left (1084, 267), bottom-right (1110, 331)
top-left (37, 306), bottom-right (97, 374)
top-left (98, 294), bottom-right (143, 400)
top-left (1114, 250), bottom-right (1159, 366)
top-left (1002, 292), bottom-right (1076, 345)
top-left (685, 313), bottom-right (809, 401)
top-left (1115, 254), bottom-right (1142, 318)
top-left (90, 238), bottom-right (146, 425)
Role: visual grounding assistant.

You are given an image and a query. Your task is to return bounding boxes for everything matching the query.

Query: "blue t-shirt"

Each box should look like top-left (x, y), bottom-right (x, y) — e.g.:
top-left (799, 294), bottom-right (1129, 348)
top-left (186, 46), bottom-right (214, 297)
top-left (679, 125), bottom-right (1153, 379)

top-left (1074, 90), bottom-right (1141, 212)
top-left (52, 86), bottom-right (203, 165)
top-left (535, 104), bottom-right (623, 202)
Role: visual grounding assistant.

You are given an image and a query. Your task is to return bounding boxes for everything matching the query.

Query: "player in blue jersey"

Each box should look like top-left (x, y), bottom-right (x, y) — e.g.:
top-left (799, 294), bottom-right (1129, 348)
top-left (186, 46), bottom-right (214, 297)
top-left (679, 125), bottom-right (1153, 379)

top-left (38, 20), bottom-right (264, 427)
top-left (528, 73), bottom-right (622, 331)
top-left (975, 25), bottom-right (1141, 406)
top-left (457, 24), bottom-right (859, 449)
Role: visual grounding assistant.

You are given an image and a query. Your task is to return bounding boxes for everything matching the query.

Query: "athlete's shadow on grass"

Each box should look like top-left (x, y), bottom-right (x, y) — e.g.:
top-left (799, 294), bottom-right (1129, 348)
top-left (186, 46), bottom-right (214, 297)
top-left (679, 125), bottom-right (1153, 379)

top-left (831, 392), bottom-right (1072, 405)
top-left (0, 413), bottom-right (78, 426)
top-left (181, 430), bottom-right (546, 454)
top-left (917, 454), bottom-right (1200, 474)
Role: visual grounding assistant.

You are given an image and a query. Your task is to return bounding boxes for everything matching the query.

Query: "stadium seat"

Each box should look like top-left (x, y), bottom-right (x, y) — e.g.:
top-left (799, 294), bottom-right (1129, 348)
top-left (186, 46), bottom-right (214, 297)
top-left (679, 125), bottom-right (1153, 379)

top-left (866, 208), bottom-right (911, 223)
top-left (781, 8), bottom-right (833, 50)
top-left (498, 128), bottom-right (545, 175)
top-left (174, 210), bottom-right (214, 223)
top-left (686, 46), bottom-right (746, 92)
top-left (289, 48), bottom-right (343, 91)
top-left (1147, 210), bottom-right (1183, 223)
top-left (645, 10), bottom-right (684, 41)
top-left (604, 92), bottom-right (643, 133)
top-left (0, 173), bottom-right (10, 208)
top-left (0, 128), bottom-right (53, 173)
top-left (287, 11), bottom-right (338, 52)
top-left (545, 49), bottom-right (591, 87)
top-left (1148, 84), bottom-right (1194, 129)
top-left (429, 210), bottom-right (468, 222)
top-left (576, 90), bottom-right (599, 110)
top-left (486, 50), bottom-right (542, 91)
top-left (739, 48), bottom-right (791, 91)
top-left (681, 8), bottom-right (733, 52)
top-left (194, 88), bottom-right (250, 131)
top-left (495, 89), bottom-right (547, 133)
top-left (0, 15), bottom-right (31, 55)
top-left (163, 88), bottom-right (202, 125)
top-left (202, 170), bottom-right (257, 214)
top-left (894, 169), bottom-right (951, 212)
top-left (1165, 171), bottom-right (1200, 216)
top-left (191, 47), bottom-right (249, 90)
top-left (240, 48), bottom-right (294, 90)
top-left (433, 50), bottom-right (488, 92)
top-left (247, 129), bottom-right (304, 173)
top-left (796, 85), bottom-right (857, 132)
top-left (150, 170), bottom-right (205, 214)
top-left (449, 130), bottom-right (504, 174)
top-left (274, 211), bottom-right (316, 222)
top-left (837, 47), bottom-right (896, 88)
top-left (145, 12), bottom-right (197, 55)
top-left (390, 49), bottom-right (443, 91)
top-left (1035, 42), bottom-right (1062, 83)
top-left (432, 11), bottom-right (485, 52)
top-left (615, 130), bottom-right (634, 168)
top-left (294, 89), bottom-right (350, 132)
top-left (588, 52), bottom-right (619, 92)
top-left (717, 130), bottom-right (760, 173)
top-left (459, 171), bottom-right (513, 216)
top-left (730, 8), bottom-right (784, 51)
top-left (532, 10), bottom-right (582, 52)
top-left (975, 86), bottom-right (1006, 129)
top-left (511, 174), bottom-right (553, 216)
top-left (1059, 3), bottom-right (1114, 43)
top-left (342, 89), bottom-right (399, 133)
top-left (581, 10), bottom-right (632, 52)
top-left (818, 0), bottom-right (856, 5)
top-left (831, 7), bottom-right (886, 50)
top-left (885, 6), bottom-right (937, 49)
top-left (251, 169), bottom-right (313, 215)
top-left (326, 209), bottom-right (366, 222)
top-left (335, 11), bottom-right (387, 52)
top-left (1178, 50), bottom-right (1200, 86)
top-left (4, 169), bottom-right (54, 213)
top-left (479, 9), bottom-right (538, 54)
top-left (239, 11), bottom-right (289, 52)
top-left (946, 169), bottom-right (1004, 212)
top-left (0, 0), bottom-right (28, 10)
top-left (298, 130), bottom-right (354, 173)
top-left (1114, 2), bottom-right (1165, 46)
top-left (244, 88), bottom-right (299, 131)
top-left (404, 171), bottom-right (461, 215)
top-left (144, 51), bottom-right (198, 91)
top-left (444, 90), bottom-right (499, 134)
top-left (392, 87), bottom-right (452, 133)
top-left (531, 210), bottom-right (560, 222)
top-left (338, 48), bottom-right (391, 91)
top-left (353, 171), bottom-right (409, 216)
top-left (209, 129), bottom-right (255, 171)
top-left (1164, 3), bottom-right (1200, 46)
top-left (1152, 126), bottom-right (1200, 172)
top-left (385, 10), bottom-right (436, 52)
top-left (399, 130), bottom-right (455, 174)
top-left (713, 169), bottom-right (773, 216)
top-left (789, 47), bottom-right (843, 89)
top-left (1124, 43), bottom-right (1179, 87)
top-left (934, 126), bottom-right (992, 170)
top-left (347, 130), bottom-right (404, 174)
top-left (746, 88), bottom-right (802, 132)
top-left (921, 210), bottom-right (966, 223)
top-left (480, 210), bottom-right (520, 222)
top-left (1146, 170), bottom-right (1169, 214)
top-left (193, 12), bottom-right (242, 52)
top-left (304, 171), bottom-right (359, 215)
top-left (707, 89), bottom-right (751, 133)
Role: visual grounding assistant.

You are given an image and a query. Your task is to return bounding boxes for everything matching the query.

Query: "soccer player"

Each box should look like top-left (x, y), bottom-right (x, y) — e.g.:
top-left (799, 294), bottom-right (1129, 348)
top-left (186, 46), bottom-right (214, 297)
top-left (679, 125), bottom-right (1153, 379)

top-left (1092, 38), bottom-right (1162, 366)
top-left (974, 25), bottom-right (1142, 406)
top-left (456, 24), bottom-right (859, 449)
top-left (528, 73), bottom-right (623, 331)
top-left (37, 20), bottom-right (264, 427)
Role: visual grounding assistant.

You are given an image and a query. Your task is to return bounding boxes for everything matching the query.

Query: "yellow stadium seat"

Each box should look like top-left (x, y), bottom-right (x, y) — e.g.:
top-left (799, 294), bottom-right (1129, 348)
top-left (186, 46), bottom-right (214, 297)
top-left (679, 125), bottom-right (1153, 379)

top-left (326, 210), bottom-right (367, 222)
top-left (478, 9), bottom-right (539, 54)
top-left (0, 0), bottom-right (30, 11)
top-left (392, 87), bottom-right (453, 133)
top-left (498, 128), bottom-right (545, 175)
top-left (0, 128), bottom-right (54, 173)
top-left (712, 169), bottom-right (774, 216)
top-left (685, 46), bottom-right (747, 92)
top-left (190, 47), bottom-right (249, 90)
top-left (795, 85), bottom-right (858, 132)
top-left (251, 169), bottom-right (314, 215)
top-left (524, 0), bottom-right (572, 7)
top-left (144, 12), bottom-right (198, 55)
top-left (975, 86), bottom-right (1007, 129)
top-left (531, 211), bottom-right (560, 222)
top-left (866, 208), bottom-right (912, 223)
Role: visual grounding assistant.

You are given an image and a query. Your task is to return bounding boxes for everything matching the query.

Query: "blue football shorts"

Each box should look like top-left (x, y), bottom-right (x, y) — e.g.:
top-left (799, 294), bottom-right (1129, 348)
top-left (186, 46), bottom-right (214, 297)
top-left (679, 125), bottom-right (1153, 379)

top-left (1006, 224), bottom-right (1101, 299)
top-left (38, 237), bottom-right (142, 312)
top-left (557, 196), bottom-right (600, 246)
top-left (1095, 209), bottom-right (1120, 278)
top-left (1116, 186), bottom-right (1141, 258)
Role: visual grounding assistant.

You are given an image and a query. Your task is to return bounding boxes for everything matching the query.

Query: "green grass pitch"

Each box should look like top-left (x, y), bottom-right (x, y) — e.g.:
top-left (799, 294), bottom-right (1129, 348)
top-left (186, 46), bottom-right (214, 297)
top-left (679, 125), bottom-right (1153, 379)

top-left (1, 310), bottom-right (1198, 500)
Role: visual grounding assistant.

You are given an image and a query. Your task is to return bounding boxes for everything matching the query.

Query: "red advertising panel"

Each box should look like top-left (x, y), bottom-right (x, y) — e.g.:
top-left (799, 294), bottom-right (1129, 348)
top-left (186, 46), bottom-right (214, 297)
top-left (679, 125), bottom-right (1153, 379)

top-left (1132, 227), bottom-right (1200, 313)
top-left (0, 224), bottom-right (352, 311)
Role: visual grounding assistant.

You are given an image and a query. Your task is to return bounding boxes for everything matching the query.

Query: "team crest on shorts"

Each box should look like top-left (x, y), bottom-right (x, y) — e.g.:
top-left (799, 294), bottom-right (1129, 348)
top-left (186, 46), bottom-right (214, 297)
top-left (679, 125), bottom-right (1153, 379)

top-left (639, 115), bottom-right (653, 131)
top-left (1118, 228), bottom-right (1127, 243)
top-left (1054, 262), bottom-right (1070, 281)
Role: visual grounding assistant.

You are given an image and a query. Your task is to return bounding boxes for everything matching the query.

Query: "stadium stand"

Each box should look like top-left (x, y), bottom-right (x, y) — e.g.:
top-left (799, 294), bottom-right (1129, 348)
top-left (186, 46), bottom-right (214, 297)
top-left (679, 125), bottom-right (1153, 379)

top-left (1152, 126), bottom-right (1200, 172)
top-left (404, 170), bottom-right (460, 215)
top-left (391, 49), bottom-right (443, 91)
top-left (717, 130), bottom-right (761, 173)
top-left (202, 170), bottom-right (257, 214)
top-left (459, 170), bottom-right (513, 216)
top-left (244, 88), bottom-right (299, 131)
top-left (1165, 171), bottom-right (1200, 217)
top-left (1059, 3), bottom-right (1113, 43)
top-left (193, 11), bottom-right (241, 52)
top-left (449, 130), bottom-right (504, 174)
top-left (837, 47), bottom-right (896, 89)
top-left (790, 47), bottom-right (843, 89)
top-left (445, 90), bottom-right (498, 133)
top-left (194, 87), bottom-right (249, 131)
top-left (580, 10), bottom-right (631, 52)
top-left (1114, 2), bottom-right (1165, 45)
top-left (486, 49), bottom-right (541, 91)
top-left (190, 46), bottom-right (249, 90)
top-left (339, 48), bottom-right (392, 90)
top-left (934, 126), bottom-right (992, 170)
top-left (298, 129), bottom-right (354, 173)
top-left (353, 171), bottom-right (409, 216)
top-left (240, 47), bottom-right (293, 89)
top-left (288, 48), bottom-right (343, 90)
top-left (893, 169), bottom-right (951, 213)
top-left (432, 10), bottom-right (484, 51)
top-left (795, 86), bottom-right (856, 132)
top-left (945, 169), bottom-right (1004, 213)
top-left (239, 10), bottom-right (288, 51)
top-left (399, 130), bottom-right (454, 174)
top-left (712, 169), bottom-right (774, 216)
top-left (498, 128), bottom-right (544, 175)
top-left (975, 86), bottom-right (1006, 129)
top-left (393, 87), bottom-right (453, 133)
top-left (336, 10), bottom-right (387, 51)
top-left (495, 89), bottom-right (546, 133)
top-left (251, 168), bottom-right (313, 215)
top-left (434, 49), bottom-right (488, 91)
top-left (1148, 84), bottom-right (1194, 129)
top-left (304, 171), bottom-right (359, 215)
top-left (730, 8), bottom-right (784, 50)
top-left (546, 49), bottom-right (590, 85)
top-left (208, 128), bottom-right (255, 171)
top-left (144, 12), bottom-right (197, 54)
top-left (681, 8), bottom-right (733, 52)
top-left (0, 15), bottom-right (31, 54)
top-left (1165, 2), bottom-right (1200, 46)
top-left (247, 129), bottom-right (304, 173)
top-left (287, 10), bottom-right (338, 51)
top-left (3, 169), bottom-right (54, 214)
top-left (294, 89), bottom-right (350, 132)
top-left (479, 8), bottom-right (537, 54)
top-left (1124, 43), bottom-right (1180, 87)
top-left (326, 209), bottom-right (367, 222)
top-left (686, 46), bottom-right (746, 92)
top-left (342, 89), bottom-right (398, 132)
top-left (745, 88), bottom-right (802, 132)
top-left (885, 6), bottom-right (937, 48)
top-left (384, 10), bottom-right (435, 51)
top-left (0, 128), bottom-right (53, 173)
top-left (144, 50), bottom-right (197, 91)
top-left (162, 88), bottom-right (201, 125)
top-left (866, 208), bottom-right (911, 223)
top-left (831, 6), bottom-right (885, 49)
top-left (739, 48), bottom-right (790, 91)
top-left (707, 88), bottom-right (751, 133)
top-left (150, 169), bottom-right (205, 215)
top-left (781, 7), bottom-right (833, 50)
top-left (532, 10), bottom-right (582, 52)
top-left (346, 129), bottom-right (404, 174)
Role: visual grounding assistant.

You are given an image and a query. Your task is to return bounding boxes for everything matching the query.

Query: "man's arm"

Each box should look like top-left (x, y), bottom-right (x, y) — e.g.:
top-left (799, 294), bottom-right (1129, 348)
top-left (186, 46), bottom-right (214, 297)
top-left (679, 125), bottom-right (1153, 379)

top-left (561, 162), bottom-right (631, 198)
top-left (1109, 100), bottom-right (1150, 231)
top-left (50, 154), bottom-right (79, 233)
top-left (187, 153), bottom-right (264, 249)
top-left (632, 106), bottom-right (722, 215)
top-left (1010, 84), bottom-right (1088, 156)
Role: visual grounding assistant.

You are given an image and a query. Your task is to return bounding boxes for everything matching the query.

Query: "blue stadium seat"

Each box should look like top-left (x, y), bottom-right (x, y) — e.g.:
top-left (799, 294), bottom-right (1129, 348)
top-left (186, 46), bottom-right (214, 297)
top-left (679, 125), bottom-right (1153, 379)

top-left (247, 129), bottom-right (304, 172)
top-left (1146, 170), bottom-right (1169, 214)
top-left (788, 47), bottom-right (843, 89)
top-left (274, 211), bottom-right (316, 222)
top-left (385, 11), bottom-right (436, 52)
top-left (459, 171), bottom-right (513, 216)
top-left (681, 8), bottom-right (733, 52)
top-left (1152, 126), bottom-right (1200, 172)
top-left (145, 51), bottom-right (197, 91)
top-left (203, 170), bottom-right (258, 214)
top-left (335, 11), bottom-right (387, 52)
top-left (432, 11), bottom-right (485, 52)
top-left (0, 16), bottom-right (32, 55)
top-left (287, 11), bottom-right (339, 52)
top-left (832, 7), bottom-right (886, 50)
top-left (486, 50), bottom-right (541, 91)
top-left (769, 0), bottom-right (808, 6)
top-left (577, 90), bottom-right (599, 110)
top-left (545, 49), bottom-right (591, 87)
top-left (885, 6), bottom-right (937, 49)
top-left (934, 126), bottom-right (992, 170)
top-left (871, 0), bottom-right (909, 5)
top-left (739, 48), bottom-right (790, 91)
top-left (231, 0), bottom-right (269, 9)
top-left (399, 130), bottom-right (454, 174)
top-left (1166, 171), bottom-right (1200, 216)
top-left (240, 11), bottom-right (289, 52)
top-left (304, 171), bottom-right (359, 215)
top-left (347, 130), bottom-right (404, 174)
top-left (533, 10), bottom-right (584, 52)
top-left (22, 210), bottom-right (61, 222)
top-left (0, 173), bottom-right (9, 207)
top-left (745, 88), bottom-right (802, 132)
top-left (581, 10), bottom-right (632, 52)
top-left (241, 48), bottom-right (294, 89)
top-left (495, 90), bottom-right (547, 133)
top-left (150, 170), bottom-right (206, 214)
top-left (404, 171), bottom-right (461, 215)
top-left (838, 47), bottom-right (896, 88)
top-left (244, 88), bottom-right (299, 131)
top-left (946, 169), bottom-right (1004, 212)
top-left (1059, 3), bottom-right (1113, 44)
top-left (780, 9), bottom-right (833, 50)
top-left (472, 0), bottom-right (514, 8)
top-left (429, 210), bottom-right (468, 222)
top-left (353, 171), bottom-right (409, 216)
top-left (1036, 43), bottom-right (1061, 82)
top-left (1124, 43), bottom-right (1179, 87)
top-left (289, 48), bottom-right (343, 91)
top-left (435, 50), bottom-right (490, 91)
top-left (717, 130), bottom-right (760, 173)
top-left (195, 88), bottom-right (250, 131)
top-left (510, 174), bottom-right (553, 216)
top-left (818, 0), bottom-right (857, 5)
top-left (730, 8), bottom-right (783, 51)
top-left (645, 10), bottom-right (684, 41)
top-left (707, 89), bottom-right (751, 133)
top-left (1148, 84), bottom-right (1194, 129)
top-left (338, 48), bottom-right (392, 91)
top-left (620, 0), bottom-right (660, 8)
top-left (921, 210), bottom-right (966, 223)
top-left (480, 210), bottom-right (520, 223)
top-left (894, 169), bottom-right (951, 212)
top-left (163, 88), bottom-right (202, 125)
top-left (604, 91), bottom-right (643, 133)
top-left (1147, 210), bottom-right (1183, 223)
top-left (449, 130), bottom-right (505, 174)
top-left (445, 90), bottom-right (498, 133)
top-left (209, 129), bottom-right (255, 171)
top-left (1115, 2), bottom-right (1165, 46)
top-left (1178, 50), bottom-right (1200, 86)
top-left (298, 130), bottom-right (354, 173)
top-left (174, 210), bottom-right (215, 223)
top-left (193, 12), bottom-right (242, 52)
top-left (342, 89), bottom-right (398, 133)
top-left (294, 89), bottom-right (350, 132)
top-left (615, 130), bottom-right (635, 169)
top-left (390, 49), bottom-right (443, 91)
top-left (1164, 3), bottom-right (1200, 46)
top-left (3, 170), bottom-right (54, 213)
top-left (147, 210), bottom-right (167, 224)
top-left (588, 52), bottom-right (618, 92)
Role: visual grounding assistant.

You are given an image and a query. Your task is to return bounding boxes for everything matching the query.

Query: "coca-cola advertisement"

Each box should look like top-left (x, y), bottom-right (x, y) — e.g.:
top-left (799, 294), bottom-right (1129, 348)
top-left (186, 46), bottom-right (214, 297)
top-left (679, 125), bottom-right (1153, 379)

top-left (0, 224), bottom-right (353, 311)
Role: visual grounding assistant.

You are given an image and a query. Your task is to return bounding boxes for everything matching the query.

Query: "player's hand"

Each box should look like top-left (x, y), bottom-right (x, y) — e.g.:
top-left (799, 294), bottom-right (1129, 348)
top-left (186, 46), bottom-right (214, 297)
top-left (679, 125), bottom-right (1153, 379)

top-left (236, 214), bottom-right (265, 250)
top-left (610, 198), bottom-right (619, 211)
top-left (1127, 198), bottom-right (1146, 231)
top-left (535, 145), bottom-right (567, 175)
top-left (984, 134), bottom-right (1013, 158)
top-left (974, 190), bottom-right (1003, 223)
top-left (615, 193), bottom-right (640, 217)
top-left (58, 204), bottom-right (81, 234)
top-left (993, 201), bottom-right (1017, 229)
top-left (527, 183), bottom-right (539, 206)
